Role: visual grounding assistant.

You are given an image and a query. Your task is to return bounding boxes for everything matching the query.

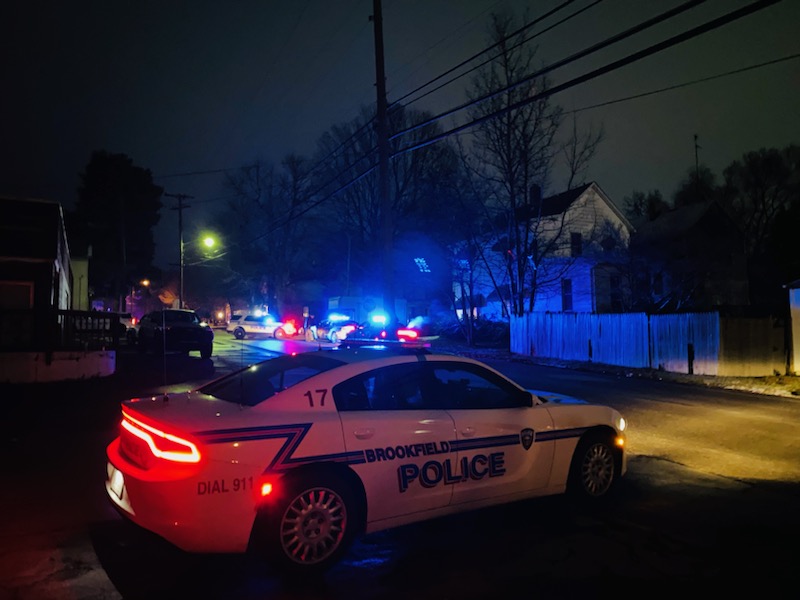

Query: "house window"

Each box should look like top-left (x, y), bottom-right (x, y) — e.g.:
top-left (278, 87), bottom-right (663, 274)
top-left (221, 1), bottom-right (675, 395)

top-left (561, 279), bottom-right (573, 311)
top-left (414, 257), bottom-right (431, 273)
top-left (570, 232), bottom-right (582, 257)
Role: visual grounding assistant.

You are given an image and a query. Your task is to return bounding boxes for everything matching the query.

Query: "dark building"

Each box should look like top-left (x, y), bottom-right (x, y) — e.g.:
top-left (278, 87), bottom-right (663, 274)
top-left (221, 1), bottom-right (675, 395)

top-left (630, 200), bottom-right (749, 312)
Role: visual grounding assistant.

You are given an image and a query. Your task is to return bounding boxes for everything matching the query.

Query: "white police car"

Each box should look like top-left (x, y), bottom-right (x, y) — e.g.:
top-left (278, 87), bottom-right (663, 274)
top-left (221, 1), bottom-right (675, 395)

top-left (105, 344), bottom-right (627, 574)
top-left (231, 314), bottom-right (292, 340)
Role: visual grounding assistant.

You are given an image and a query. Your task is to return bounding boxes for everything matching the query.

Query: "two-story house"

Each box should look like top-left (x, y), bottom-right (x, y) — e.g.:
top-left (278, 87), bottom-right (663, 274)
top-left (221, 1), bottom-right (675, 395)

top-left (461, 182), bottom-right (635, 318)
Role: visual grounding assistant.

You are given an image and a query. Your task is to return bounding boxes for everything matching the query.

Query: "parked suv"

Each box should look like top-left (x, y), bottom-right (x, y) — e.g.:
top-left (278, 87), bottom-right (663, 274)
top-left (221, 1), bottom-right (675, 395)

top-left (137, 309), bottom-right (214, 358)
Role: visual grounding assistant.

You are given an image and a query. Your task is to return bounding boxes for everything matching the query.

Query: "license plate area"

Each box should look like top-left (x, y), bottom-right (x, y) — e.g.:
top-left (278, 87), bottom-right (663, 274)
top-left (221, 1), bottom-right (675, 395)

top-left (107, 462), bottom-right (125, 500)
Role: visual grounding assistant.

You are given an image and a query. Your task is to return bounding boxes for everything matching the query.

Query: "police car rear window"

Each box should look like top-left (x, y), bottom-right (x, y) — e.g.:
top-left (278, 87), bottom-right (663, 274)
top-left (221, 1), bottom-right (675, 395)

top-left (198, 353), bottom-right (346, 406)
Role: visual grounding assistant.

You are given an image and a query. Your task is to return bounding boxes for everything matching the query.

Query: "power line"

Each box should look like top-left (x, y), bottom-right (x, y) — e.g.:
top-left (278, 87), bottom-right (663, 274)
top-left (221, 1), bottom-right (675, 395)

top-left (385, 0), bottom-right (504, 99)
top-left (392, 0), bottom-right (782, 156)
top-left (388, 0), bottom-right (583, 110)
top-left (566, 52), bottom-right (800, 115)
top-left (391, 0), bottom-right (709, 141)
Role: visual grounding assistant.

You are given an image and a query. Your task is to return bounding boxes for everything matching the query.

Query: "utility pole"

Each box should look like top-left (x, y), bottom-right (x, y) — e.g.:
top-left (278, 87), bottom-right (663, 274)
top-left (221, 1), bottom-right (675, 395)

top-left (165, 192), bottom-right (194, 308)
top-left (371, 0), bottom-right (394, 321)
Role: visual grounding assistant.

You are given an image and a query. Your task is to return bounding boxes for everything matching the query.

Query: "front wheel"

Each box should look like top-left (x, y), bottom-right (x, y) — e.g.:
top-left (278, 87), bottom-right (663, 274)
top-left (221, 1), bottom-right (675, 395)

top-left (234, 328), bottom-right (246, 340)
top-left (567, 432), bottom-right (617, 499)
top-left (252, 472), bottom-right (359, 575)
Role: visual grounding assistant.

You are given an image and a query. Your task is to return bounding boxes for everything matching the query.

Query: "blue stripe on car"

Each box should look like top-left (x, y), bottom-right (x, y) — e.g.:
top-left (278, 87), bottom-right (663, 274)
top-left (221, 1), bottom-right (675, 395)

top-left (194, 423), bottom-right (586, 472)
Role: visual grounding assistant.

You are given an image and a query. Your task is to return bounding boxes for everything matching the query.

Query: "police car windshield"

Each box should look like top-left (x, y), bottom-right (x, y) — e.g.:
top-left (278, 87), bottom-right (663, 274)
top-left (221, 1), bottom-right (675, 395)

top-left (197, 353), bottom-right (346, 406)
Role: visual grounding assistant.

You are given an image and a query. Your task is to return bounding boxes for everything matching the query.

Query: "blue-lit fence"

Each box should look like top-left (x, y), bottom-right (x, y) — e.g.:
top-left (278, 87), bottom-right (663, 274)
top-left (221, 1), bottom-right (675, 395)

top-left (510, 312), bottom-right (785, 376)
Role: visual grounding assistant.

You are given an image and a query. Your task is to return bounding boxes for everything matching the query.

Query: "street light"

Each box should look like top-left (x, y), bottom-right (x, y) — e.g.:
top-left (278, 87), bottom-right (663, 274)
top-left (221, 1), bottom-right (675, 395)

top-left (180, 233), bottom-right (219, 309)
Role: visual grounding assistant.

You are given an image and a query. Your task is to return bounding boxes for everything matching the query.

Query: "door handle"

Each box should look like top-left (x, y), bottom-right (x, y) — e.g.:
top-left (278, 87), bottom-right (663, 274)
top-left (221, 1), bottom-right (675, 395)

top-left (460, 427), bottom-right (476, 437)
top-left (353, 428), bottom-right (375, 439)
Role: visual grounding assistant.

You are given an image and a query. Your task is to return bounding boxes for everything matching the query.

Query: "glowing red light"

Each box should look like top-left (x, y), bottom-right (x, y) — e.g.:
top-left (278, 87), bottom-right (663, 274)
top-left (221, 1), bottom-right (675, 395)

top-left (121, 411), bottom-right (201, 463)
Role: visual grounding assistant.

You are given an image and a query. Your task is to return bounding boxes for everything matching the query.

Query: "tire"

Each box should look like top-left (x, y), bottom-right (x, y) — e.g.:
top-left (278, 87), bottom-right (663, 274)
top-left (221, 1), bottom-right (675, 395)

top-left (274, 328), bottom-right (286, 340)
top-left (234, 327), bottom-right (246, 340)
top-left (252, 471), bottom-right (359, 575)
top-left (200, 343), bottom-right (212, 359)
top-left (567, 432), bottom-right (617, 499)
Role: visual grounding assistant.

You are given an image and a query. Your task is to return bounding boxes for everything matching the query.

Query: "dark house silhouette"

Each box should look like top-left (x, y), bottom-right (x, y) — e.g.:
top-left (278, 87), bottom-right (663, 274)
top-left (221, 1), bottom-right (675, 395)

top-left (630, 200), bottom-right (749, 312)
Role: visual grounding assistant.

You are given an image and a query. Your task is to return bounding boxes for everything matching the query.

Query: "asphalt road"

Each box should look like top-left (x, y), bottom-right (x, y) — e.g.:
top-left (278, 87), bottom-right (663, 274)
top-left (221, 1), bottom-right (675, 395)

top-left (1, 333), bottom-right (798, 599)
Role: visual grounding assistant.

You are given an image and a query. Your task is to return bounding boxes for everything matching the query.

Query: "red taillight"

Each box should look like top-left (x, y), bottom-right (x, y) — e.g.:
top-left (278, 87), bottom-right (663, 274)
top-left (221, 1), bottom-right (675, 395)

top-left (397, 328), bottom-right (418, 340)
top-left (121, 410), bottom-right (201, 464)
top-left (283, 322), bottom-right (297, 336)
top-left (131, 317), bottom-right (137, 325)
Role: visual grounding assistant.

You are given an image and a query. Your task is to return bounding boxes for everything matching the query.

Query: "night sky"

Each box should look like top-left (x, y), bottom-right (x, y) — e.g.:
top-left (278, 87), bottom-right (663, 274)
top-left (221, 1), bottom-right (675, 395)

top-left (2, 0), bottom-right (798, 268)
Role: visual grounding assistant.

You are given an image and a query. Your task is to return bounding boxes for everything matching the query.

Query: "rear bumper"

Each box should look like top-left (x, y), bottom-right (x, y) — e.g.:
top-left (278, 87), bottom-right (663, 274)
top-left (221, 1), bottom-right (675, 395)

top-left (105, 439), bottom-right (255, 554)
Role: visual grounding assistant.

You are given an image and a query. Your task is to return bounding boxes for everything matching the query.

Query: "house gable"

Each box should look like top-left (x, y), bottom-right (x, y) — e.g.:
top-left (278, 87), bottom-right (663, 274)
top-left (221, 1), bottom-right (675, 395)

top-left (463, 182), bottom-right (633, 315)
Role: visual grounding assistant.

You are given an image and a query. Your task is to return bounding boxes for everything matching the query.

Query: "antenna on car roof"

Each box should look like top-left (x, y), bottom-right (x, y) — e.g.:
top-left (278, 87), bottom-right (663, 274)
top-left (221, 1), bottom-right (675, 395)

top-left (160, 308), bottom-right (168, 389)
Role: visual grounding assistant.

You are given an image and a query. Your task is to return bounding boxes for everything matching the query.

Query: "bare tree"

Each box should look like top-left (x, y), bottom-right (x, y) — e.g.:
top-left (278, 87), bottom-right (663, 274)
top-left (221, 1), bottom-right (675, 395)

top-left (622, 189), bottom-right (670, 226)
top-left (719, 145), bottom-right (799, 262)
top-left (220, 155), bottom-right (318, 312)
top-left (464, 10), bottom-right (603, 317)
top-left (312, 105), bottom-right (458, 299)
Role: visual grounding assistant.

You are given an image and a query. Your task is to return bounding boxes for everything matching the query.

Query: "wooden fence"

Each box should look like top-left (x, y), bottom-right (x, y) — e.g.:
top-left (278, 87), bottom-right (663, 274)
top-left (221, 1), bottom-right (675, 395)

top-left (510, 312), bottom-right (786, 377)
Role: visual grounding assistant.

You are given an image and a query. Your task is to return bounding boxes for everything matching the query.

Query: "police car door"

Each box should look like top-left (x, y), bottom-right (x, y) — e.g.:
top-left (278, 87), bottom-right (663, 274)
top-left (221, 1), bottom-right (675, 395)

top-left (430, 361), bottom-right (555, 507)
top-left (334, 362), bottom-right (456, 524)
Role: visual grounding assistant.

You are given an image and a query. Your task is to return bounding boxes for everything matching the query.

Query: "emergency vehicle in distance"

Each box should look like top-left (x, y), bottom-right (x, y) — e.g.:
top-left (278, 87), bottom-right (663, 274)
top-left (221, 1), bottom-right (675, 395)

top-left (105, 342), bottom-right (627, 574)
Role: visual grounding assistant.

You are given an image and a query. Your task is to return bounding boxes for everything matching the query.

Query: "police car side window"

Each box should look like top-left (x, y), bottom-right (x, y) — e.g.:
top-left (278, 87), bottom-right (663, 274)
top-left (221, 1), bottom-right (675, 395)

top-left (332, 378), bottom-right (370, 411)
top-left (333, 363), bottom-right (430, 411)
top-left (431, 363), bottom-right (529, 410)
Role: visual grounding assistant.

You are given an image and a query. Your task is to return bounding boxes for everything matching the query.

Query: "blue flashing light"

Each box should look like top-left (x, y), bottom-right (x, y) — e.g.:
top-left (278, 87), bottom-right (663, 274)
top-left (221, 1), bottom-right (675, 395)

top-left (328, 313), bottom-right (351, 322)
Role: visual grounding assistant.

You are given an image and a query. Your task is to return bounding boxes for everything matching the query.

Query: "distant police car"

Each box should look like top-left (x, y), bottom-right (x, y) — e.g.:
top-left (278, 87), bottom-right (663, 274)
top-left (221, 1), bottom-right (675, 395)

top-left (106, 343), bottom-right (627, 574)
top-left (231, 314), bottom-right (292, 340)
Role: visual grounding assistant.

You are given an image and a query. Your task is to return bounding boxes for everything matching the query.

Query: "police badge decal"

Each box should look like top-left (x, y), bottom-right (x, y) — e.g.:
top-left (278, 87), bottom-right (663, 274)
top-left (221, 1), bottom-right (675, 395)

top-left (520, 428), bottom-right (535, 450)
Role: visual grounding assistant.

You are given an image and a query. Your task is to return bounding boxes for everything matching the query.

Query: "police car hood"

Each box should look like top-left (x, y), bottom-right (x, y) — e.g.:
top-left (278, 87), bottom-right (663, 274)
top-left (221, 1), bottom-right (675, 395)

top-left (528, 389), bottom-right (588, 404)
top-left (122, 391), bottom-right (247, 429)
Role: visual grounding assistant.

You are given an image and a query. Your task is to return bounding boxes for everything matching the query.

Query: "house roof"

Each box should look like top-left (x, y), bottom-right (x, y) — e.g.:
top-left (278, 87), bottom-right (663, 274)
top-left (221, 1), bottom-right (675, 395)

top-left (531, 181), bottom-right (634, 232)
top-left (633, 200), bottom-right (735, 243)
top-left (537, 183), bottom-right (593, 216)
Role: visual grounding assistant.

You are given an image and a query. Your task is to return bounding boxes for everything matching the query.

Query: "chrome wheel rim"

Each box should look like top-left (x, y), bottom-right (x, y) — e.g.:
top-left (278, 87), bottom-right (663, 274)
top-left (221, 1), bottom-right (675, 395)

top-left (280, 487), bottom-right (347, 564)
top-left (581, 443), bottom-right (614, 496)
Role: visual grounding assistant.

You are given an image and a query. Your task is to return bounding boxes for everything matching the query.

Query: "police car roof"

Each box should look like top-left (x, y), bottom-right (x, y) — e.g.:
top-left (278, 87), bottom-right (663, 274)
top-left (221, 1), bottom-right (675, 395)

top-left (324, 340), bottom-right (431, 362)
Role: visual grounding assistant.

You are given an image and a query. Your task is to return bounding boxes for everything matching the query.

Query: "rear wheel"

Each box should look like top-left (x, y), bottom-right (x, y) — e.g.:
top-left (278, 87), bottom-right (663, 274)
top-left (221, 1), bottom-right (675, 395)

top-left (252, 471), bottom-right (359, 575)
top-left (567, 432), bottom-right (617, 499)
top-left (274, 328), bottom-right (286, 339)
top-left (200, 343), bottom-right (212, 359)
